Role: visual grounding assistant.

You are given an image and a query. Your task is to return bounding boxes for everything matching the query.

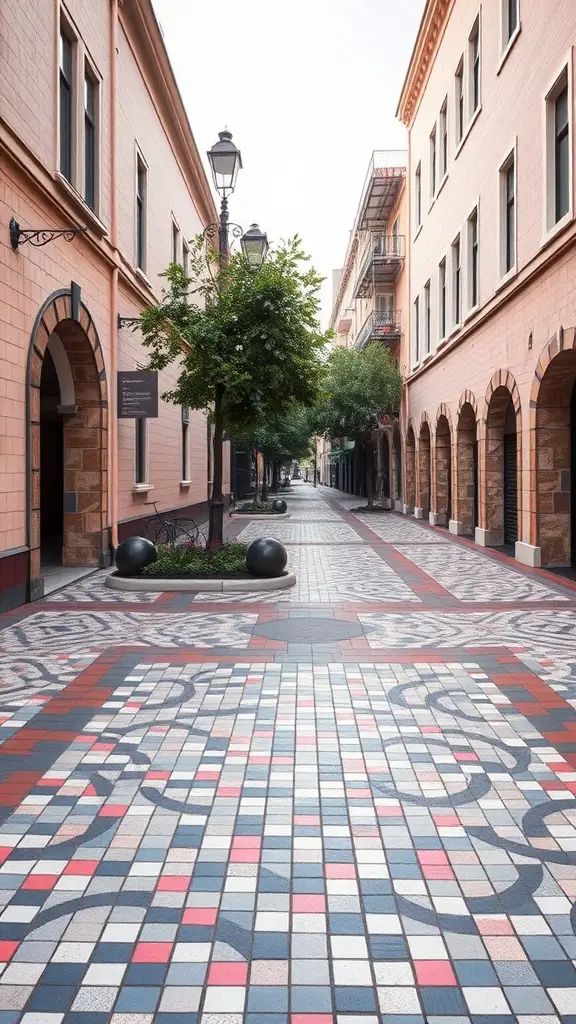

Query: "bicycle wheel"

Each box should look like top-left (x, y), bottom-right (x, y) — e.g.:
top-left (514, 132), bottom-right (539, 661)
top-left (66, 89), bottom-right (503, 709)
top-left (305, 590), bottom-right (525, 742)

top-left (145, 516), bottom-right (172, 547)
top-left (172, 518), bottom-right (200, 546)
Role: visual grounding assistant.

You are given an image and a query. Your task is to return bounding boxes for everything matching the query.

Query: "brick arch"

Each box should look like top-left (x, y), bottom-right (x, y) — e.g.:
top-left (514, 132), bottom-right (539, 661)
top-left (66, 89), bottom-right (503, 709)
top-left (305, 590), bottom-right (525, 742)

top-left (405, 421), bottom-right (417, 512)
top-left (434, 407), bottom-right (453, 525)
top-left (435, 403), bottom-right (454, 436)
top-left (483, 370), bottom-right (522, 547)
top-left (530, 327), bottom-right (576, 564)
top-left (27, 288), bottom-right (108, 597)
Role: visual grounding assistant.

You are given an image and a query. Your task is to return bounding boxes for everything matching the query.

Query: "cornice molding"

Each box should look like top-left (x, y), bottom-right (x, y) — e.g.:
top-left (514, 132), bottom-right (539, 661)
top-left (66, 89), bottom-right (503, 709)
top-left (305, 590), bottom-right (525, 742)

top-left (397, 0), bottom-right (451, 127)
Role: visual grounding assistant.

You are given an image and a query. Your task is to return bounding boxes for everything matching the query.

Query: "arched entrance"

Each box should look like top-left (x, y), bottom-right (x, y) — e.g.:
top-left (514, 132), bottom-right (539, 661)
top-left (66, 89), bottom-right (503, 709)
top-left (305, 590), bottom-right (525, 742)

top-left (485, 381), bottom-right (520, 548)
top-left (393, 424), bottom-right (402, 506)
top-left (418, 420), bottom-right (431, 518)
top-left (435, 413), bottom-right (452, 527)
top-left (534, 350), bottom-right (576, 566)
top-left (405, 425), bottom-right (416, 512)
top-left (456, 402), bottom-right (478, 536)
top-left (28, 288), bottom-right (108, 598)
top-left (381, 433), bottom-right (391, 504)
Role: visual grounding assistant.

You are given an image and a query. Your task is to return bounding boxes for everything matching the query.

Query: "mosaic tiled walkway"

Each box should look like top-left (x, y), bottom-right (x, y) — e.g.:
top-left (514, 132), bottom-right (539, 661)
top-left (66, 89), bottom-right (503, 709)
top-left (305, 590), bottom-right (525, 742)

top-left (3, 485), bottom-right (576, 1022)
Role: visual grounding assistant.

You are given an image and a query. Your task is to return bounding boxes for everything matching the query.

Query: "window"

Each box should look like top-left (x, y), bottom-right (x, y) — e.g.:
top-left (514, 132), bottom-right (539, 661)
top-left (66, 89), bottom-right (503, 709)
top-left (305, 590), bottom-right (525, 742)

top-left (136, 154), bottom-right (147, 270)
top-left (391, 217), bottom-right (399, 254)
top-left (455, 59), bottom-right (464, 143)
top-left (452, 235), bottom-right (461, 325)
top-left (439, 258), bottom-right (447, 338)
top-left (424, 280), bottom-right (431, 354)
top-left (415, 162), bottom-right (422, 227)
top-left (469, 20), bottom-right (481, 115)
top-left (84, 69), bottom-right (97, 210)
top-left (172, 220), bottom-right (181, 265)
top-left (468, 208), bottom-right (479, 308)
top-left (439, 99), bottom-right (448, 179)
top-left (505, 0), bottom-right (518, 43)
top-left (181, 406), bottom-right (190, 481)
top-left (430, 126), bottom-right (437, 198)
top-left (183, 241), bottom-right (190, 276)
top-left (414, 296), bottom-right (420, 363)
top-left (555, 83), bottom-right (570, 222)
top-left (500, 151), bottom-right (516, 274)
top-left (59, 29), bottom-right (73, 182)
top-left (135, 418), bottom-right (147, 484)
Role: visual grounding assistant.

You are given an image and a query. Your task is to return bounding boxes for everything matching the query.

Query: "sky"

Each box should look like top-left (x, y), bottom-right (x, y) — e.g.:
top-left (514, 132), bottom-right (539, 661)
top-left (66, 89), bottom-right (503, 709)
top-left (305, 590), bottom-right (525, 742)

top-left (152, 0), bottom-right (426, 326)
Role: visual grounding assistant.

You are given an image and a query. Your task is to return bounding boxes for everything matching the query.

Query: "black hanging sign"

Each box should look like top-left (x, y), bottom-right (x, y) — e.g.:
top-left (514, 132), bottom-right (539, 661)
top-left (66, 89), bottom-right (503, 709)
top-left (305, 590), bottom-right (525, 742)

top-left (117, 370), bottom-right (159, 418)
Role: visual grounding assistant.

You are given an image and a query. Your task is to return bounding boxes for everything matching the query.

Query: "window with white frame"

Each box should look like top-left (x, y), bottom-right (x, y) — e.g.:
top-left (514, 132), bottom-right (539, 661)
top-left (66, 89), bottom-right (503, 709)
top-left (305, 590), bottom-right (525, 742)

top-left (84, 66), bottom-right (98, 210)
top-left (135, 418), bottom-right (147, 484)
top-left (136, 153), bottom-right (147, 271)
top-left (183, 240), bottom-right (190, 276)
top-left (545, 69), bottom-right (571, 229)
top-left (172, 220), bottom-right (181, 265)
top-left (58, 17), bottom-right (101, 212)
top-left (455, 59), bottom-right (464, 144)
top-left (499, 150), bottom-right (516, 275)
top-left (439, 258), bottom-right (447, 339)
top-left (430, 126), bottom-right (437, 199)
top-left (181, 406), bottom-right (190, 481)
top-left (503, 0), bottom-right (519, 45)
top-left (439, 98), bottom-right (448, 179)
top-left (59, 27), bottom-right (74, 183)
top-left (414, 295), bottom-right (420, 363)
top-left (469, 18), bottom-right (481, 116)
top-left (468, 207), bottom-right (479, 308)
top-left (452, 234), bottom-right (461, 325)
top-left (424, 280), bottom-right (431, 354)
top-left (415, 162), bottom-right (422, 227)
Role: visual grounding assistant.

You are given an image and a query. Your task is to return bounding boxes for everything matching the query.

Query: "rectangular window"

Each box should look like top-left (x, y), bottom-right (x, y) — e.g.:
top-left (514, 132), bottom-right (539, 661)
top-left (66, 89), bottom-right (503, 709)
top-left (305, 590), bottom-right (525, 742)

top-left (136, 154), bottom-right (147, 271)
top-left (505, 0), bottom-right (518, 42)
top-left (452, 235), bottom-right (461, 325)
top-left (439, 258), bottom-right (447, 339)
top-left (469, 20), bottom-right (481, 115)
top-left (555, 83), bottom-right (570, 222)
top-left (415, 162), bottom-right (422, 227)
top-left (59, 29), bottom-right (73, 182)
top-left (455, 59), bottom-right (464, 143)
top-left (430, 126), bottom-right (437, 198)
top-left (468, 208), bottom-right (479, 308)
top-left (183, 240), bottom-right (190, 276)
top-left (439, 98), bottom-right (448, 178)
top-left (135, 418), bottom-right (147, 484)
top-left (172, 220), bottom-right (181, 265)
top-left (424, 280), bottom-right (431, 353)
top-left (414, 295), bottom-right (420, 363)
top-left (500, 151), bottom-right (516, 274)
top-left (181, 406), bottom-right (190, 481)
top-left (84, 69), bottom-right (97, 210)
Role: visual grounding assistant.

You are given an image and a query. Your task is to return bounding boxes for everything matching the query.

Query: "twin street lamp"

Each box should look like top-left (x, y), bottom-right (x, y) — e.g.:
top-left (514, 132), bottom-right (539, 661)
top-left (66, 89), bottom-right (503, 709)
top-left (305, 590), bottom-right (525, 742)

top-left (206, 129), bottom-right (268, 268)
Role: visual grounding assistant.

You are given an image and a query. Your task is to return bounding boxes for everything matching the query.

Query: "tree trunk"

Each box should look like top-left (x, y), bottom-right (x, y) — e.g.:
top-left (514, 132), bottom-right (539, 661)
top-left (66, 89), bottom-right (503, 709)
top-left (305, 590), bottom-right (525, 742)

top-left (261, 457), bottom-right (269, 502)
top-left (272, 461), bottom-right (279, 493)
top-left (208, 387), bottom-right (224, 547)
top-left (365, 439), bottom-right (374, 508)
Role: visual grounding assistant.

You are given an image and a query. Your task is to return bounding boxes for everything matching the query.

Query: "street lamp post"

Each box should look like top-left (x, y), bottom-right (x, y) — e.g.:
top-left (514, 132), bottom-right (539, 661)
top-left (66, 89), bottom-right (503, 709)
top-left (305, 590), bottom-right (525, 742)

top-left (205, 130), bottom-right (269, 546)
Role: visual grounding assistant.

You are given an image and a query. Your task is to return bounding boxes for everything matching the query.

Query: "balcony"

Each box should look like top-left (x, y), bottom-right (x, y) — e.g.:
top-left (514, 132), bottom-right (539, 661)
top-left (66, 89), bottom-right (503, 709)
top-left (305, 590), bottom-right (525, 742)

top-left (355, 309), bottom-right (401, 350)
top-left (354, 150), bottom-right (407, 232)
top-left (353, 233), bottom-right (405, 298)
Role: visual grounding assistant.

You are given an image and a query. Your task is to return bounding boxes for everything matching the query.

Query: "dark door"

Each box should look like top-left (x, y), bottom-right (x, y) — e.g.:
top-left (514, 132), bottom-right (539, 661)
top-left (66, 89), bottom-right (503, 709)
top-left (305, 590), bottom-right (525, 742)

top-left (503, 433), bottom-right (518, 546)
top-left (446, 445), bottom-right (452, 523)
top-left (571, 383), bottom-right (576, 565)
top-left (472, 440), bottom-right (479, 530)
top-left (382, 437), bottom-right (390, 500)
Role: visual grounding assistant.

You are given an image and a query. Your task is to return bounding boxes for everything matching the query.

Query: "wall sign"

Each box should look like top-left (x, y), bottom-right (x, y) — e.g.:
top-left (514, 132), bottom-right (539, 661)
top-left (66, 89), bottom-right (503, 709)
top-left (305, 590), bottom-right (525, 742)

top-left (117, 370), bottom-right (158, 418)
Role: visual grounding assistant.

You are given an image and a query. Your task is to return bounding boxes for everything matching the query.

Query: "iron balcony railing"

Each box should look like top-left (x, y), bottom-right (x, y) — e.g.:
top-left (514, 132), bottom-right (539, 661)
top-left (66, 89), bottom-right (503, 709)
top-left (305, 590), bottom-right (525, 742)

top-left (354, 233), bottom-right (405, 298)
top-left (355, 309), bottom-right (401, 349)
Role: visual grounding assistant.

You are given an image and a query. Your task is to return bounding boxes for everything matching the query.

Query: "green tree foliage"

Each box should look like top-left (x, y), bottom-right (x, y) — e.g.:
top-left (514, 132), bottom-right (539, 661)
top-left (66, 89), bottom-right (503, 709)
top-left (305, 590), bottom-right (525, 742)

top-left (232, 404), bottom-right (315, 499)
top-left (315, 344), bottom-right (402, 506)
top-left (138, 236), bottom-right (329, 543)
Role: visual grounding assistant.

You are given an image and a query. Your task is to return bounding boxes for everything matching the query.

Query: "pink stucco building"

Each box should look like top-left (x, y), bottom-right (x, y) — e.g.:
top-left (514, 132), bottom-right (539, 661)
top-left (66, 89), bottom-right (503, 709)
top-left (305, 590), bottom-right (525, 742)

top-left (0, 0), bottom-right (222, 608)
top-left (397, 0), bottom-right (576, 571)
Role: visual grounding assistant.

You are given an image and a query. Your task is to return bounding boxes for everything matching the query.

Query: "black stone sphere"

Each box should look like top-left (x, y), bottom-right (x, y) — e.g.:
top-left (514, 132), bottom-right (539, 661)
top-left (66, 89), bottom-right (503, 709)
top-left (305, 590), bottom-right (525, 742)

top-left (115, 536), bottom-right (157, 576)
top-left (246, 537), bottom-right (287, 578)
top-left (272, 498), bottom-right (287, 513)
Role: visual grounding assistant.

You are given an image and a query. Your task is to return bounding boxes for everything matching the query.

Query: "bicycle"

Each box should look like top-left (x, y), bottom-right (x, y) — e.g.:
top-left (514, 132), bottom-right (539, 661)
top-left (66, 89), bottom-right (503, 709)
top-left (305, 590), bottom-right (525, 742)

top-left (144, 501), bottom-right (206, 549)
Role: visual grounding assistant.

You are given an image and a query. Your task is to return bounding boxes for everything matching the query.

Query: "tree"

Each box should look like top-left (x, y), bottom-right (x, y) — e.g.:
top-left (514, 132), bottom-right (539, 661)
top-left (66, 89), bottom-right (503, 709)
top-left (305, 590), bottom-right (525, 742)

top-left (139, 236), bottom-right (329, 544)
top-left (232, 404), bottom-right (315, 500)
top-left (315, 344), bottom-right (402, 506)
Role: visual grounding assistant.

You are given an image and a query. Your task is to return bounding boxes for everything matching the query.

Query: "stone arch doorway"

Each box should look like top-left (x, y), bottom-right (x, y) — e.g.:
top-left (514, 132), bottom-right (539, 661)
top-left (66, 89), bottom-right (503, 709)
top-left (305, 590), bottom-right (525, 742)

top-left (393, 424), bottom-right (402, 506)
top-left (485, 381), bottom-right (521, 548)
top-left (534, 349), bottom-right (576, 566)
top-left (28, 288), bottom-right (108, 598)
top-left (418, 420), bottom-right (431, 518)
top-left (405, 425), bottom-right (416, 513)
top-left (456, 402), bottom-right (478, 536)
top-left (435, 413), bottom-right (452, 527)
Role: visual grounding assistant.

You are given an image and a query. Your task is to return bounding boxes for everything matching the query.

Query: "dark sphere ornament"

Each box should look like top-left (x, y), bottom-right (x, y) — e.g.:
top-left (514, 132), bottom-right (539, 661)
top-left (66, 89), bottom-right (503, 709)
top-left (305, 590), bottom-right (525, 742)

top-left (115, 536), bottom-right (157, 576)
top-left (246, 537), bottom-right (288, 578)
top-left (272, 498), bottom-right (287, 513)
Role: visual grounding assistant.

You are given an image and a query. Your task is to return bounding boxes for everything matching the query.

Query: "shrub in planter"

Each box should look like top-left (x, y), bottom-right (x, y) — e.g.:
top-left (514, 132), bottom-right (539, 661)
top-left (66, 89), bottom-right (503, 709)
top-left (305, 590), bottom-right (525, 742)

top-left (140, 542), bottom-right (249, 579)
top-left (235, 501), bottom-right (283, 515)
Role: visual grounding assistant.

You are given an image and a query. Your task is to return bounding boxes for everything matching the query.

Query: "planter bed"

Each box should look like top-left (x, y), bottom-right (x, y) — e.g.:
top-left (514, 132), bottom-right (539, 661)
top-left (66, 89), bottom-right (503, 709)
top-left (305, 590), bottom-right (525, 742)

top-left (106, 571), bottom-right (297, 592)
top-left (230, 511), bottom-right (290, 519)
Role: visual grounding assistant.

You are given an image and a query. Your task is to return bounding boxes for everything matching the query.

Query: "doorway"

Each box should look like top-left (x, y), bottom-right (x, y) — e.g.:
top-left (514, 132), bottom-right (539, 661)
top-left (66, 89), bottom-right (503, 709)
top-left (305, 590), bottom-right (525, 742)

top-left (40, 351), bottom-right (64, 569)
top-left (503, 400), bottom-right (518, 547)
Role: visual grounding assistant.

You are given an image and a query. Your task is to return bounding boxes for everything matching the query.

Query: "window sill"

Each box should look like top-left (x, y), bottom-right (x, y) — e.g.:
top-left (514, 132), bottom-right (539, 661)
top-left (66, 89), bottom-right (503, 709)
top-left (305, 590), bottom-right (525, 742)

top-left (464, 303), bottom-right (481, 324)
top-left (54, 172), bottom-right (108, 236)
top-left (422, 351), bottom-right (433, 364)
top-left (454, 105), bottom-right (482, 160)
top-left (428, 196), bottom-right (436, 214)
top-left (414, 224), bottom-right (423, 242)
top-left (437, 335), bottom-right (448, 349)
top-left (132, 483), bottom-right (154, 494)
top-left (134, 266), bottom-right (153, 291)
top-left (494, 265), bottom-right (518, 293)
top-left (540, 210), bottom-right (574, 250)
top-left (180, 480), bottom-right (192, 488)
top-left (436, 172), bottom-right (449, 199)
top-left (497, 23), bottom-right (521, 74)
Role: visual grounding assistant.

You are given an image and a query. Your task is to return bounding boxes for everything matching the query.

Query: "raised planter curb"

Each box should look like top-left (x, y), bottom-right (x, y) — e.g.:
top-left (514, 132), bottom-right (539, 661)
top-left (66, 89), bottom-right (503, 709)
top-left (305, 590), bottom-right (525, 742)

top-left (229, 512), bottom-right (291, 520)
top-left (106, 572), bottom-right (297, 593)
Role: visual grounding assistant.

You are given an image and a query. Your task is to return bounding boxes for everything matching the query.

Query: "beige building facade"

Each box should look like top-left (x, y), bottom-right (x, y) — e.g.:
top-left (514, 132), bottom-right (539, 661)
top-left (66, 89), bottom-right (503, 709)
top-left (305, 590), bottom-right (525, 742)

top-left (1, 0), bottom-right (220, 609)
top-left (398, 0), bottom-right (576, 570)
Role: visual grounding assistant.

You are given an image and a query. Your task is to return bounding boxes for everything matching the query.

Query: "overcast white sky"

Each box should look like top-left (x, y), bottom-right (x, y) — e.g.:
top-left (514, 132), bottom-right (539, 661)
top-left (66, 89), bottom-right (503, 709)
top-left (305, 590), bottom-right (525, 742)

top-left (152, 0), bottom-right (425, 326)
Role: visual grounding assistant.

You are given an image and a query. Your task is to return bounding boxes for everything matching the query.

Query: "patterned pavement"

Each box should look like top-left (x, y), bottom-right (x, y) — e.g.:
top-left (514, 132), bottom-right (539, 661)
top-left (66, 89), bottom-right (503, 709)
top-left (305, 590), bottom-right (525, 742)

top-left (2, 484), bottom-right (576, 1022)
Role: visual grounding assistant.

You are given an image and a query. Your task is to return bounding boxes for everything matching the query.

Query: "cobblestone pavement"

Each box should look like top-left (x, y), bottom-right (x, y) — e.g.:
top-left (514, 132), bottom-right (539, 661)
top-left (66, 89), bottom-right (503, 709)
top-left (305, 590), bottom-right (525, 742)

top-left (3, 484), bottom-right (576, 1023)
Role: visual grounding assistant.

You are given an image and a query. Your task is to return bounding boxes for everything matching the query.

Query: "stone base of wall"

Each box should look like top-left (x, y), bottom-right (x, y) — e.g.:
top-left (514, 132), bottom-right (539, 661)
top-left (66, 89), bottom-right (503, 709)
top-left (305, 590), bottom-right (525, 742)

top-left (449, 519), bottom-right (466, 536)
top-left (0, 548), bottom-right (29, 613)
top-left (402, 503), bottom-right (414, 515)
top-left (429, 511), bottom-right (446, 526)
top-left (394, 500), bottom-right (403, 512)
top-left (475, 527), bottom-right (491, 546)
top-left (515, 541), bottom-right (542, 568)
top-left (413, 507), bottom-right (424, 519)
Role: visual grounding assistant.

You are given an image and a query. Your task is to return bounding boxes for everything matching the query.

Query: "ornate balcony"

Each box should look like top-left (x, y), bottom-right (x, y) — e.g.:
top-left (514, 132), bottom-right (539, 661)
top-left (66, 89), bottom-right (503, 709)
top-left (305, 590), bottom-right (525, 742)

top-left (353, 233), bottom-right (405, 298)
top-left (355, 309), bottom-right (401, 350)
